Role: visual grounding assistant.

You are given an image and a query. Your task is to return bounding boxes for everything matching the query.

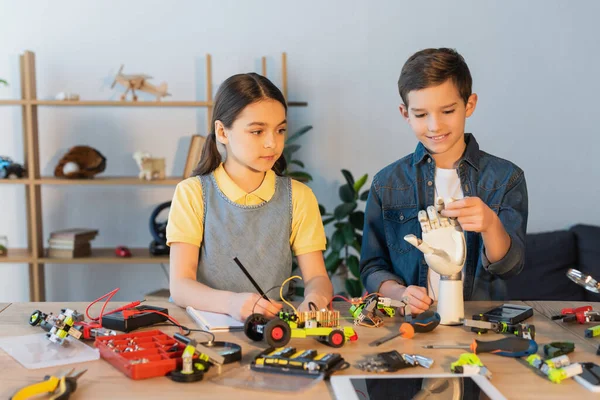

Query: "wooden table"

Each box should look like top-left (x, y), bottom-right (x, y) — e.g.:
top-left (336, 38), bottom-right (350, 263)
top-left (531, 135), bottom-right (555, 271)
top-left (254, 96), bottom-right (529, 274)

top-left (0, 301), bottom-right (598, 399)
top-left (0, 303), bottom-right (10, 315)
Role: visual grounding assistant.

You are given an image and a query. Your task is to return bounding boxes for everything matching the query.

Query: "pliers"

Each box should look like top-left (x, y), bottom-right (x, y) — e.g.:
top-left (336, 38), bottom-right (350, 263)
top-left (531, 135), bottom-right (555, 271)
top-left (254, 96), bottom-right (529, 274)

top-left (10, 368), bottom-right (87, 400)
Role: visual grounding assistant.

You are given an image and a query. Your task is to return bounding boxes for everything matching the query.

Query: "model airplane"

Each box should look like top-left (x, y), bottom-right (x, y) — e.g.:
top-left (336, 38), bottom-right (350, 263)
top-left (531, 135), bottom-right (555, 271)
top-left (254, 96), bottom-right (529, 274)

top-left (111, 65), bottom-right (170, 101)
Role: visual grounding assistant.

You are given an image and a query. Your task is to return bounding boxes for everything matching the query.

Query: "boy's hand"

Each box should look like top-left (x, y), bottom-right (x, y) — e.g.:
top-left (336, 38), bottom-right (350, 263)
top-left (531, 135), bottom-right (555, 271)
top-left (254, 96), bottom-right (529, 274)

top-left (228, 292), bottom-right (282, 322)
top-left (440, 197), bottom-right (498, 233)
top-left (399, 285), bottom-right (433, 315)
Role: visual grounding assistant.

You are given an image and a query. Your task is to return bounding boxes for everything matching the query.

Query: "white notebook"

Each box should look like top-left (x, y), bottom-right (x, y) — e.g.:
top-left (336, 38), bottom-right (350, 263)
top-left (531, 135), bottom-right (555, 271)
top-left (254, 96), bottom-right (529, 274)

top-left (186, 306), bottom-right (244, 332)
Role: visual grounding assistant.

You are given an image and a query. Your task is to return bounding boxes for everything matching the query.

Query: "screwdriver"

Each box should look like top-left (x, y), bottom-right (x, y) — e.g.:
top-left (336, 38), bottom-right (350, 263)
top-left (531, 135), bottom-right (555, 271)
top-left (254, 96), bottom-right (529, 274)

top-left (422, 337), bottom-right (538, 357)
top-left (371, 311), bottom-right (441, 346)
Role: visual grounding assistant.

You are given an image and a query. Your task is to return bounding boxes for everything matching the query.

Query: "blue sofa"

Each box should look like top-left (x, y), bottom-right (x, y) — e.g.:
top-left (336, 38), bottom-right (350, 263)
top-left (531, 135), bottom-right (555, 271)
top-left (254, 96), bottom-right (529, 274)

top-left (507, 224), bottom-right (600, 301)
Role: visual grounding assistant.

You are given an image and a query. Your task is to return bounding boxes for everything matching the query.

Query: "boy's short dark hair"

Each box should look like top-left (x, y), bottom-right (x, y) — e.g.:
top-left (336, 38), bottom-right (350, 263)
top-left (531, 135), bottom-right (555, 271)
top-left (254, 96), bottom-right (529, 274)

top-left (398, 48), bottom-right (472, 106)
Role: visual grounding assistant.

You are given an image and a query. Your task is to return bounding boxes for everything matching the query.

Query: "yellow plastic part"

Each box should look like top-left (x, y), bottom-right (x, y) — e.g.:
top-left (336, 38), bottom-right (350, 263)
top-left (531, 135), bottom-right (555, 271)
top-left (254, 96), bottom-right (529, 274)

top-left (11, 376), bottom-right (60, 400)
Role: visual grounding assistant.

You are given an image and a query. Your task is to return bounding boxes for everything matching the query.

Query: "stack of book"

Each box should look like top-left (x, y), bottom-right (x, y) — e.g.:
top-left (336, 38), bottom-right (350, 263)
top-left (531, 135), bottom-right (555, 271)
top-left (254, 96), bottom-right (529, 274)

top-left (47, 228), bottom-right (98, 258)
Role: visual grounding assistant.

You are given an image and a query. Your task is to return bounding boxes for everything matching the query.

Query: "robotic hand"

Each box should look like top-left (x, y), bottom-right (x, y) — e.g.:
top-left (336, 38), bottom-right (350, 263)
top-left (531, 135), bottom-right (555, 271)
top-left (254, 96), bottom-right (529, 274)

top-left (404, 197), bottom-right (466, 325)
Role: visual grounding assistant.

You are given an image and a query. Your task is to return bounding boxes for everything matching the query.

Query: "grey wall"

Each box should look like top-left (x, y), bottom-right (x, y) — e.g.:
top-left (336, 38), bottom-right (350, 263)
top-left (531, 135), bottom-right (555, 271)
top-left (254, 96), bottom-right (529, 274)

top-left (1, 0), bottom-right (598, 301)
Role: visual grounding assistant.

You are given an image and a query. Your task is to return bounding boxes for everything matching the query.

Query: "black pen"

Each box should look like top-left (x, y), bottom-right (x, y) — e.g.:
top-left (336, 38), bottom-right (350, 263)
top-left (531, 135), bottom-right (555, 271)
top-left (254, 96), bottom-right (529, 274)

top-left (233, 257), bottom-right (271, 302)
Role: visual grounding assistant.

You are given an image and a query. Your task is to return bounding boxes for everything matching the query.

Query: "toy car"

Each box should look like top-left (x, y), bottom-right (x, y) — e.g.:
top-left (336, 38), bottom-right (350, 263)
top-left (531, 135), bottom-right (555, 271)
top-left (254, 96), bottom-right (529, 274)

top-left (244, 308), bottom-right (358, 348)
top-left (0, 156), bottom-right (26, 179)
top-left (115, 246), bottom-right (132, 257)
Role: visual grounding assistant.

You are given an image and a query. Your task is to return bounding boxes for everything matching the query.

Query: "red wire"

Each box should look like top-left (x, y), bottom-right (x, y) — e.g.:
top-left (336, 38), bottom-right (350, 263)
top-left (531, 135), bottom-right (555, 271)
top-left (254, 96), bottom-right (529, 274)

top-left (123, 309), bottom-right (185, 334)
top-left (86, 287), bottom-right (120, 321)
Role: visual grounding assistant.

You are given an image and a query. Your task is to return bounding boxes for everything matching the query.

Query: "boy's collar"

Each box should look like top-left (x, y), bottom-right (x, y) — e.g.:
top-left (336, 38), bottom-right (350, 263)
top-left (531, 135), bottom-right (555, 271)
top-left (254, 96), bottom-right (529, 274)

top-left (412, 133), bottom-right (481, 171)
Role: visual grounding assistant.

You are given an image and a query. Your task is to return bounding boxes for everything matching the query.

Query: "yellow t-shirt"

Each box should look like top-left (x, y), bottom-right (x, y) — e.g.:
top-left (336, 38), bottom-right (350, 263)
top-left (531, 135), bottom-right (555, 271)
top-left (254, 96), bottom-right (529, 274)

top-left (166, 164), bottom-right (326, 256)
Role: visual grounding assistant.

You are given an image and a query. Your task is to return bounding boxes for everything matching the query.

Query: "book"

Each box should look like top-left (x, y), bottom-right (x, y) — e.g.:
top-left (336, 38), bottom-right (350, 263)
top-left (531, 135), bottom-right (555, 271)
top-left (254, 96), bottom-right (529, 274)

top-left (183, 135), bottom-right (206, 178)
top-left (48, 238), bottom-right (93, 249)
top-left (50, 228), bottom-right (98, 242)
top-left (185, 306), bottom-right (244, 332)
top-left (47, 242), bottom-right (92, 258)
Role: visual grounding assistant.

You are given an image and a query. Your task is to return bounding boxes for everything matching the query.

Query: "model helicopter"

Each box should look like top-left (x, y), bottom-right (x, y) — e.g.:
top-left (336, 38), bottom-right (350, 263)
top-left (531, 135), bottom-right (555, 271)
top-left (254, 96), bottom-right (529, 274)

top-left (111, 65), bottom-right (170, 101)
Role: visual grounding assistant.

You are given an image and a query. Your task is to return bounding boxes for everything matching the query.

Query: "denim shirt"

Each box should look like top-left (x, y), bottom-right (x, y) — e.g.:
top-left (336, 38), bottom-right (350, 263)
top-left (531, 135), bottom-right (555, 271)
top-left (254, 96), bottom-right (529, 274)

top-left (359, 134), bottom-right (528, 301)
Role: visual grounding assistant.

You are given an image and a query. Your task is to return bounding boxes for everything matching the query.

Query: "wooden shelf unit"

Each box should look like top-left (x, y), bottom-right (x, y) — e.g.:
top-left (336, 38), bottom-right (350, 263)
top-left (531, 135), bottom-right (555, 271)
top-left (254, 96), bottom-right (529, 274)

top-left (0, 51), bottom-right (307, 301)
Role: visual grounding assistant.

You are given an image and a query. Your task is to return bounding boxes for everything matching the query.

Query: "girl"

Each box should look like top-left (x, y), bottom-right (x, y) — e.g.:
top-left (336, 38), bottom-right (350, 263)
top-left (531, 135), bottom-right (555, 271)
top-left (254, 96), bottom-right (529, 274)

top-left (167, 73), bottom-right (333, 322)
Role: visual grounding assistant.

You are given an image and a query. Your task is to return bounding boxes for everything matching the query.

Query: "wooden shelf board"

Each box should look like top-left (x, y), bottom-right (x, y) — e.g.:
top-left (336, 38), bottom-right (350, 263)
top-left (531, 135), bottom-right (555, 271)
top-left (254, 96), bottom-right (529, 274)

top-left (1, 99), bottom-right (307, 107)
top-left (0, 178), bottom-right (30, 185)
top-left (0, 100), bottom-right (27, 105)
top-left (32, 100), bottom-right (213, 107)
top-left (39, 247), bottom-right (169, 264)
top-left (36, 176), bottom-right (182, 185)
top-left (0, 249), bottom-right (33, 263)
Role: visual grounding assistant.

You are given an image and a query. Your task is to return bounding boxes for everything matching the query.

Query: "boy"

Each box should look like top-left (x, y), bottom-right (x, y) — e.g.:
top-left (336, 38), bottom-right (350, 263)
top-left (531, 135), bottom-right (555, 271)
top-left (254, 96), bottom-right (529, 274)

top-left (360, 48), bottom-right (528, 312)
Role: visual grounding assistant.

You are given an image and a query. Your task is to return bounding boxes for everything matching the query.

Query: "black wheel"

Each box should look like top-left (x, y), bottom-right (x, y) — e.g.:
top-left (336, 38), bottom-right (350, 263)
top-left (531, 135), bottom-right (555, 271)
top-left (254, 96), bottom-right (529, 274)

top-left (327, 329), bottom-right (345, 348)
top-left (5, 165), bottom-right (24, 179)
top-left (30, 310), bottom-right (45, 326)
top-left (264, 319), bottom-right (291, 348)
top-left (244, 313), bottom-right (268, 342)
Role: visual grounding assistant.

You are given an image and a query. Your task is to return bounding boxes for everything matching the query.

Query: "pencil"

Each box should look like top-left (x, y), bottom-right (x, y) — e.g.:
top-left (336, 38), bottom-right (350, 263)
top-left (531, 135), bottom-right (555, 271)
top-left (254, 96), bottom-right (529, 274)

top-left (233, 257), bottom-right (271, 302)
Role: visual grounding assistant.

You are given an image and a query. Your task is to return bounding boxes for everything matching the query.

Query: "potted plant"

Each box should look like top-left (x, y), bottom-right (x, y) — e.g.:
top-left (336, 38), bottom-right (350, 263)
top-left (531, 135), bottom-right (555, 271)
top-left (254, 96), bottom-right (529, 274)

top-left (321, 170), bottom-right (369, 298)
top-left (282, 125), bottom-right (313, 183)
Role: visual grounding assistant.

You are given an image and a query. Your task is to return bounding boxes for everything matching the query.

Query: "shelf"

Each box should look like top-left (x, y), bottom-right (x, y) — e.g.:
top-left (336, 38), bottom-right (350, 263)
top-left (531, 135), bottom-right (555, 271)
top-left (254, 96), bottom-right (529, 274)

top-left (39, 247), bottom-right (169, 264)
top-left (35, 176), bottom-right (182, 186)
top-left (0, 249), bottom-right (33, 263)
top-left (0, 99), bottom-right (308, 107)
top-left (0, 100), bottom-right (27, 105)
top-left (0, 178), bottom-right (30, 185)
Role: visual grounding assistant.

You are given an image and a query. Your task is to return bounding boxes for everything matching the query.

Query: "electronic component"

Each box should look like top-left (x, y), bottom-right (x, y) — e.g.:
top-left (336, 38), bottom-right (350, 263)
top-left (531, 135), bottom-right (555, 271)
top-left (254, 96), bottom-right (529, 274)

top-left (251, 347), bottom-right (348, 378)
top-left (101, 305), bottom-right (168, 332)
top-left (478, 304), bottom-right (533, 325)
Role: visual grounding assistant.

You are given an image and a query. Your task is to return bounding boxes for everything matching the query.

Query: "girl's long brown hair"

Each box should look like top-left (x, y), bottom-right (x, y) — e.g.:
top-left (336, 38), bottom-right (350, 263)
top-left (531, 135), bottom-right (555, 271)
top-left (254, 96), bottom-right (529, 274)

top-left (192, 73), bottom-right (287, 176)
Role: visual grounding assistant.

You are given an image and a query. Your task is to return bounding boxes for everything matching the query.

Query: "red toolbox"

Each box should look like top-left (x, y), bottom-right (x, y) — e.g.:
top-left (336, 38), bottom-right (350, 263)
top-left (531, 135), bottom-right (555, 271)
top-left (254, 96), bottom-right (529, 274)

top-left (95, 329), bottom-right (187, 379)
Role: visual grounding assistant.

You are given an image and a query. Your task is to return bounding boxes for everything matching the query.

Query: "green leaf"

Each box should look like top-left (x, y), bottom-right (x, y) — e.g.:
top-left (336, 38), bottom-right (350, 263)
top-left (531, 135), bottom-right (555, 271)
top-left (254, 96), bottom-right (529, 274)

top-left (322, 217), bottom-right (336, 226)
top-left (351, 239), bottom-right (361, 254)
top-left (347, 255), bottom-right (360, 278)
top-left (360, 190), bottom-right (370, 201)
top-left (290, 160), bottom-right (305, 168)
top-left (341, 169), bottom-right (355, 188)
top-left (331, 230), bottom-right (345, 252)
top-left (284, 144), bottom-right (301, 154)
top-left (353, 174), bottom-right (368, 194)
top-left (345, 279), bottom-right (363, 298)
top-left (325, 251), bottom-right (342, 273)
top-left (339, 184), bottom-right (355, 203)
top-left (286, 171), bottom-right (313, 182)
top-left (0, 79), bottom-right (7, 86)
top-left (294, 286), bottom-right (305, 297)
top-left (334, 202), bottom-right (357, 220)
top-left (342, 223), bottom-right (355, 245)
top-left (319, 204), bottom-right (327, 215)
top-left (349, 211), bottom-right (365, 230)
top-left (354, 233), bottom-right (363, 244)
top-left (285, 125), bottom-right (313, 144)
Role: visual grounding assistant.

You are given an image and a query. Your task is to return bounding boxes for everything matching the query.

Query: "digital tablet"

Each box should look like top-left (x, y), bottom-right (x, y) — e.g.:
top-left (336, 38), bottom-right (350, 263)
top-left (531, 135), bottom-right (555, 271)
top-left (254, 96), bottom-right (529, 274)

top-left (330, 373), bottom-right (507, 400)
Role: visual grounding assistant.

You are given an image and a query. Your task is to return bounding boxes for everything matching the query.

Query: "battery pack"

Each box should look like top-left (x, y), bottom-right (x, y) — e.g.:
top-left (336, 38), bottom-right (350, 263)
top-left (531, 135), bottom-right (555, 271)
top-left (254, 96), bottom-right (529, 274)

top-left (101, 305), bottom-right (169, 332)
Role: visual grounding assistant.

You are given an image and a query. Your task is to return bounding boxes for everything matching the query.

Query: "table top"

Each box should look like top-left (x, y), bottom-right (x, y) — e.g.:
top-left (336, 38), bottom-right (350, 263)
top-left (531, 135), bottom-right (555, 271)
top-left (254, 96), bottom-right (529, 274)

top-left (0, 303), bottom-right (10, 314)
top-left (0, 300), bottom-right (598, 399)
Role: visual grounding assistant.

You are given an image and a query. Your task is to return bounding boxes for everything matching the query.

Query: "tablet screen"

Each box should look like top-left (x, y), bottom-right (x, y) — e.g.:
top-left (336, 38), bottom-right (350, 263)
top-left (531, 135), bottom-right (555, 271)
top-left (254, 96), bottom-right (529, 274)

top-left (351, 376), bottom-right (487, 400)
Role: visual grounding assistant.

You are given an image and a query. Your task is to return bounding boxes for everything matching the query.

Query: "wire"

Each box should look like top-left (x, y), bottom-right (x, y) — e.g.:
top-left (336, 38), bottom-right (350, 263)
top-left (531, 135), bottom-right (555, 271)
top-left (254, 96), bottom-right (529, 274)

top-left (280, 276), bottom-right (302, 315)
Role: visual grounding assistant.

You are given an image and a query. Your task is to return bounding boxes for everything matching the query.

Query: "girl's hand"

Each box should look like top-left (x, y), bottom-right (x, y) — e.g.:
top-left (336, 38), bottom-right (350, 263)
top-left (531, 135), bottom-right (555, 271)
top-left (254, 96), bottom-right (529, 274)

top-left (228, 292), bottom-right (282, 321)
top-left (298, 293), bottom-right (330, 312)
top-left (441, 197), bottom-right (498, 233)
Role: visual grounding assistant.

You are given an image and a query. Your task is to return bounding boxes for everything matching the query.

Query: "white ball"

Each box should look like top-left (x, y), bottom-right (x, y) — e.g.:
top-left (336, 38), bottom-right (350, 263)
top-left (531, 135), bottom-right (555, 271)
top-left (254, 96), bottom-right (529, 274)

top-left (63, 161), bottom-right (80, 175)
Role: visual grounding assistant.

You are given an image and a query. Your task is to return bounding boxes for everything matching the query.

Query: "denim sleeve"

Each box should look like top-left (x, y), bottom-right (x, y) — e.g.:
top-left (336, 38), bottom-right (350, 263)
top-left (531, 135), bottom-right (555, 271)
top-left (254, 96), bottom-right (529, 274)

top-left (360, 177), bottom-right (406, 293)
top-left (481, 170), bottom-right (528, 279)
